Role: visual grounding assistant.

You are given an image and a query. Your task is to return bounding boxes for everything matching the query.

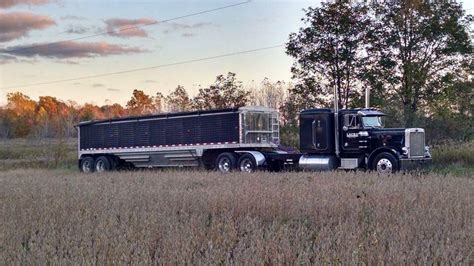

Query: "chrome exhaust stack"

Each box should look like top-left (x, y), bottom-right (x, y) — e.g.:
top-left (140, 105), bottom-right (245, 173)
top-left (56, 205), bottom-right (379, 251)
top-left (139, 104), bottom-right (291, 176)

top-left (365, 87), bottom-right (370, 109)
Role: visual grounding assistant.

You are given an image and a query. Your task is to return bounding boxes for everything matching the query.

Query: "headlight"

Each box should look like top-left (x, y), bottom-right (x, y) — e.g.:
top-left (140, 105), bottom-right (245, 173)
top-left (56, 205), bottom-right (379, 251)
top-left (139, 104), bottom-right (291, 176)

top-left (424, 146), bottom-right (431, 157)
top-left (402, 147), bottom-right (408, 155)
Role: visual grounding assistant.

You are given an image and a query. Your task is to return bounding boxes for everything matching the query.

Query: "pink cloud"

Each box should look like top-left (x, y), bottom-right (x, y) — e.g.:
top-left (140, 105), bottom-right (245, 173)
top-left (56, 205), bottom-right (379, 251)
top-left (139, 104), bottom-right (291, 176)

top-left (0, 0), bottom-right (53, 8)
top-left (105, 18), bottom-right (157, 38)
top-left (4, 41), bottom-right (147, 59)
top-left (0, 11), bottom-right (55, 42)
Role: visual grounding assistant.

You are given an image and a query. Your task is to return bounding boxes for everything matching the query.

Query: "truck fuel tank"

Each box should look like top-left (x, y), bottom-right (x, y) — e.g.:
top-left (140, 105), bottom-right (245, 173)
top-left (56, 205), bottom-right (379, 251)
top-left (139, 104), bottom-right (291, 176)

top-left (298, 154), bottom-right (338, 171)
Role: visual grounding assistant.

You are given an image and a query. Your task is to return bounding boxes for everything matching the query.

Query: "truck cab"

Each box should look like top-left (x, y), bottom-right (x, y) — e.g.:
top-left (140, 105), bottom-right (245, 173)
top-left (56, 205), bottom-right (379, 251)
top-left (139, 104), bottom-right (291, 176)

top-left (299, 108), bottom-right (431, 173)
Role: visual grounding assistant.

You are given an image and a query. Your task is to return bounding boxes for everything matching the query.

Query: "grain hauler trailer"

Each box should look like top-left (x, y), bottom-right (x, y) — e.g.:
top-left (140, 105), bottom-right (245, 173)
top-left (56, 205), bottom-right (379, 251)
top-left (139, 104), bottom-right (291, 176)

top-left (77, 106), bottom-right (301, 173)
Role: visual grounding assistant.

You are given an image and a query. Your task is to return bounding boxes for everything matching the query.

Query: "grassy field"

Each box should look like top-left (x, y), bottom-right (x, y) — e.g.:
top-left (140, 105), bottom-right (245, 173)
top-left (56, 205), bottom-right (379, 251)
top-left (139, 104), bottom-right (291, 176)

top-left (0, 139), bottom-right (473, 263)
top-left (0, 138), bottom-right (77, 170)
top-left (0, 138), bottom-right (473, 174)
top-left (1, 170), bottom-right (472, 264)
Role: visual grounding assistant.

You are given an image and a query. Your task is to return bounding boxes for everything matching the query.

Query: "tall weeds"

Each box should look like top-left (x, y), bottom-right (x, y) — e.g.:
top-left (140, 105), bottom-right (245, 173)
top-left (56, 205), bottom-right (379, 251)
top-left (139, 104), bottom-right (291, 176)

top-left (1, 170), bottom-right (472, 264)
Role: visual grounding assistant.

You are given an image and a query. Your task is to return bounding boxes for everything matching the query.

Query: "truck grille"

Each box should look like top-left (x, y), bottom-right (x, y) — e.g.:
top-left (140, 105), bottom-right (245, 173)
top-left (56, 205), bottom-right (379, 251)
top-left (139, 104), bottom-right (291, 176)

top-left (409, 131), bottom-right (425, 157)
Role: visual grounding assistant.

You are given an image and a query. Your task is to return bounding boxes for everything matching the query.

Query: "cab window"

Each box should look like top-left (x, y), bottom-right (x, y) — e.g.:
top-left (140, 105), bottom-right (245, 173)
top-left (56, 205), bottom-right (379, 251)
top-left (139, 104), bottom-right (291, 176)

top-left (343, 114), bottom-right (360, 129)
top-left (362, 116), bottom-right (383, 128)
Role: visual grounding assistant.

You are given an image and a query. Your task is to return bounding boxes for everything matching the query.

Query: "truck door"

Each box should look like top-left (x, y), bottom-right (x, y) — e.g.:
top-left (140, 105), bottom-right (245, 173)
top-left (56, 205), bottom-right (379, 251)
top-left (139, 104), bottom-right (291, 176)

top-left (299, 113), bottom-right (334, 154)
top-left (341, 114), bottom-right (363, 152)
top-left (312, 118), bottom-right (328, 151)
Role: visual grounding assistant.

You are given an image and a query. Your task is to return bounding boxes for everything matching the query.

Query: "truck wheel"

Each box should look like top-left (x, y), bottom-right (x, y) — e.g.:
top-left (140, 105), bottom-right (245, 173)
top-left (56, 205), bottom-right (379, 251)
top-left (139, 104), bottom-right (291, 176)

top-left (372, 152), bottom-right (399, 174)
top-left (216, 152), bottom-right (237, 173)
top-left (95, 156), bottom-right (112, 173)
top-left (80, 157), bottom-right (95, 173)
top-left (238, 154), bottom-right (257, 173)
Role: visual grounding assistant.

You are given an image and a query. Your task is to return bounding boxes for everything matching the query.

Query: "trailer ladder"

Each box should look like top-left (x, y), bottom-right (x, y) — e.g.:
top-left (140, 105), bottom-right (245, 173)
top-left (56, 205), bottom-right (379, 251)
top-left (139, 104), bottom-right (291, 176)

top-left (272, 112), bottom-right (280, 144)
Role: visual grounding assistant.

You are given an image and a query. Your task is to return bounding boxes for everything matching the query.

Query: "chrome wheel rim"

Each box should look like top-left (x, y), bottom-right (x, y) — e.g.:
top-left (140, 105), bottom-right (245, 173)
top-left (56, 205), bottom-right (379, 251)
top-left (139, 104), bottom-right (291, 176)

top-left (96, 160), bottom-right (105, 173)
top-left (240, 158), bottom-right (254, 173)
top-left (218, 158), bottom-right (231, 172)
top-left (82, 161), bottom-right (92, 173)
top-left (376, 158), bottom-right (393, 174)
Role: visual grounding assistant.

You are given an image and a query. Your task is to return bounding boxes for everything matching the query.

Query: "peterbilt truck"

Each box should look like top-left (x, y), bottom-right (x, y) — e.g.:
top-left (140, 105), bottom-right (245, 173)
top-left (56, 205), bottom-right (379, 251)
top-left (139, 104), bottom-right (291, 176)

top-left (77, 104), bottom-right (431, 174)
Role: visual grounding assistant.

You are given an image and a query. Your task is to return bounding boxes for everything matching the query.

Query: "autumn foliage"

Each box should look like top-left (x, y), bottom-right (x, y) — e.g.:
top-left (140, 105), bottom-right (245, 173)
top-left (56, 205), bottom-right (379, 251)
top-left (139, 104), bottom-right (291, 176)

top-left (0, 73), bottom-right (289, 139)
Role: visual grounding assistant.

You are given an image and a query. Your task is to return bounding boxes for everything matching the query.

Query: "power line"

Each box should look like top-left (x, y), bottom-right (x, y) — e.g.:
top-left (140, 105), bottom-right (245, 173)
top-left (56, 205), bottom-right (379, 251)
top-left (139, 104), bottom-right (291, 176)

top-left (1, 44), bottom-right (284, 90)
top-left (0, 0), bottom-right (251, 54)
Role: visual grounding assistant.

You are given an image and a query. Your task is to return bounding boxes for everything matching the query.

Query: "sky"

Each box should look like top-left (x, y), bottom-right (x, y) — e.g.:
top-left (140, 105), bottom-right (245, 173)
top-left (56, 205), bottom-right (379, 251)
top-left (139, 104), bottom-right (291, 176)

top-left (0, 0), bottom-right (472, 106)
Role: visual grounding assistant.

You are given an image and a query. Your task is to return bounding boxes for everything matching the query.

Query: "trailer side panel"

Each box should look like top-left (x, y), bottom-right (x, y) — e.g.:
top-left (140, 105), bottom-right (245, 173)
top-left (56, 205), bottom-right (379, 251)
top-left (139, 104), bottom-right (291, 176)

top-left (79, 111), bottom-right (239, 150)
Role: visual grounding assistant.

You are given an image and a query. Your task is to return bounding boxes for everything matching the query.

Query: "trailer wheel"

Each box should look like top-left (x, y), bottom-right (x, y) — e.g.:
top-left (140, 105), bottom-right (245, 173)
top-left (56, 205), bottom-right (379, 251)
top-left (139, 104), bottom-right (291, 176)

top-left (372, 152), bottom-right (399, 174)
top-left (95, 156), bottom-right (112, 173)
top-left (80, 157), bottom-right (95, 173)
top-left (238, 154), bottom-right (257, 173)
top-left (216, 152), bottom-right (237, 173)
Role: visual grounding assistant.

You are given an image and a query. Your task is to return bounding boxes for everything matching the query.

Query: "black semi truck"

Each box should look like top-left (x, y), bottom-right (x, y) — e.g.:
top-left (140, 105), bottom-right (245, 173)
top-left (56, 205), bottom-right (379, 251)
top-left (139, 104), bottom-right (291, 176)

top-left (77, 104), bottom-right (431, 174)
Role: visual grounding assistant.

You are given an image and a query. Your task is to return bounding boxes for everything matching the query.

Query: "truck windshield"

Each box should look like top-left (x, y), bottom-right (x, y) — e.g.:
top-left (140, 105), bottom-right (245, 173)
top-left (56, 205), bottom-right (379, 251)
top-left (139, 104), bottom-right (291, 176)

top-left (362, 116), bottom-right (383, 128)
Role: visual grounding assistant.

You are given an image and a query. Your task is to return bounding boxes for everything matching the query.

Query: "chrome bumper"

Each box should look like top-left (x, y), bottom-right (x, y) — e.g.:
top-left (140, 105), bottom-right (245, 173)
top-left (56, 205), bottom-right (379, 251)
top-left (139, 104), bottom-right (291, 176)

top-left (399, 156), bottom-right (432, 171)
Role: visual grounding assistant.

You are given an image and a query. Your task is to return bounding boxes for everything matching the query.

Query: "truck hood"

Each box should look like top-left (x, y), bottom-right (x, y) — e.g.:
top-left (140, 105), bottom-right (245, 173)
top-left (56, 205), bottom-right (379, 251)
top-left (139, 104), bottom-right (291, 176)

top-left (367, 128), bottom-right (405, 135)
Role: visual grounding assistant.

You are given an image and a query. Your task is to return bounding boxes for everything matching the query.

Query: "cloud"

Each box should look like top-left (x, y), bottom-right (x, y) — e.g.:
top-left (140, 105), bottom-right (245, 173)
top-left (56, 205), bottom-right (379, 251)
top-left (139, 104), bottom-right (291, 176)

top-left (65, 25), bottom-right (90, 34)
top-left (181, 33), bottom-right (195, 38)
top-left (0, 54), bottom-right (17, 64)
top-left (61, 15), bottom-right (85, 21)
top-left (3, 41), bottom-right (147, 59)
top-left (92, 83), bottom-right (104, 88)
top-left (163, 22), bottom-right (215, 34)
top-left (105, 18), bottom-right (157, 38)
top-left (107, 88), bottom-right (120, 92)
top-left (0, 11), bottom-right (55, 42)
top-left (144, 79), bottom-right (158, 83)
top-left (0, 0), bottom-right (53, 8)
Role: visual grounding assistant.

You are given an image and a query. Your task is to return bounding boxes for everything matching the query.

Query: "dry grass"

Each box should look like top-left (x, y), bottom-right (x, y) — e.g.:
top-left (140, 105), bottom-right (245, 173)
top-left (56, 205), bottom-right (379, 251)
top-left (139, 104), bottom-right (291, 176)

top-left (1, 169), bottom-right (472, 264)
top-left (0, 138), bottom-right (77, 170)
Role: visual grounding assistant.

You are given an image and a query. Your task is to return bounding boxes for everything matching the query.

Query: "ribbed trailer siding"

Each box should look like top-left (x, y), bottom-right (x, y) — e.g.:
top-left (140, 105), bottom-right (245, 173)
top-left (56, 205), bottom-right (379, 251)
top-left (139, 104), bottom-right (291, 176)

top-left (78, 109), bottom-right (240, 150)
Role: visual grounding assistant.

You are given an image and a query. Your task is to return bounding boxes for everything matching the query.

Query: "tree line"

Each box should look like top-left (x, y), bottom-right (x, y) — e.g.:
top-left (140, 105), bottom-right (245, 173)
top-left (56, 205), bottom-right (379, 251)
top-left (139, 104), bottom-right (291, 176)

top-left (1, 0), bottom-right (472, 144)
top-left (0, 73), bottom-right (292, 139)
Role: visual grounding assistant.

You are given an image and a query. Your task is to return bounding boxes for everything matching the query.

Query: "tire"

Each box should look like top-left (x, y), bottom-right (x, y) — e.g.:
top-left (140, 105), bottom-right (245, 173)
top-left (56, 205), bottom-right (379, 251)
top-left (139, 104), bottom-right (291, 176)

top-left (372, 152), bottom-right (399, 174)
top-left (80, 157), bottom-right (95, 173)
top-left (238, 154), bottom-right (257, 173)
top-left (95, 156), bottom-right (112, 173)
top-left (216, 152), bottom-right (237, 173)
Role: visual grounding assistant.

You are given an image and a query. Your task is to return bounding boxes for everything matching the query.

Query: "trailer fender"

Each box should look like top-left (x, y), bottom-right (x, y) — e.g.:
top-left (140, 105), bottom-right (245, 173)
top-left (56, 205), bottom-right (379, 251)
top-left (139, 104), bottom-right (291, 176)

top-left (235, 151), bottom-right (266, 166)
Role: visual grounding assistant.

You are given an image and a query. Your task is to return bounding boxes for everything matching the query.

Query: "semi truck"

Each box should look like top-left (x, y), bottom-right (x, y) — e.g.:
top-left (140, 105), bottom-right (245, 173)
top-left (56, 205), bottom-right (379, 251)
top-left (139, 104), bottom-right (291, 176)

top-left (77, 104), bottom-right (431, 174)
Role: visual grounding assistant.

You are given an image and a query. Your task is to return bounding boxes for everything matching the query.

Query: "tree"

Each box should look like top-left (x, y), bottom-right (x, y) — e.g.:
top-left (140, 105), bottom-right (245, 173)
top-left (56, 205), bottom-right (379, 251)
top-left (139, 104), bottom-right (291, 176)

top-left (250, 78), bottom-right (287, 110)
top-left (153, 92), bottom-right (165, 113)
top-left (5, 92), bottom-right (37, 137)
top-left (286, 0), bottom-right (370, 109)
top-left (0, 108), bottom-right (12, 138)
top-left (126, 89), bottom-right (154, 115)
top-left (101, 103), bottom-right (125, 119)
top-left (166, 86), bottom-right (192, 112)
top-left (36, 96), bottom-right (70, 137)
top-left (193, 72), bottom-right (250, 110)
top-left (365, 0), bottom-right (473, 126)
top-left (79, 103), bottom-right (104, 121)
